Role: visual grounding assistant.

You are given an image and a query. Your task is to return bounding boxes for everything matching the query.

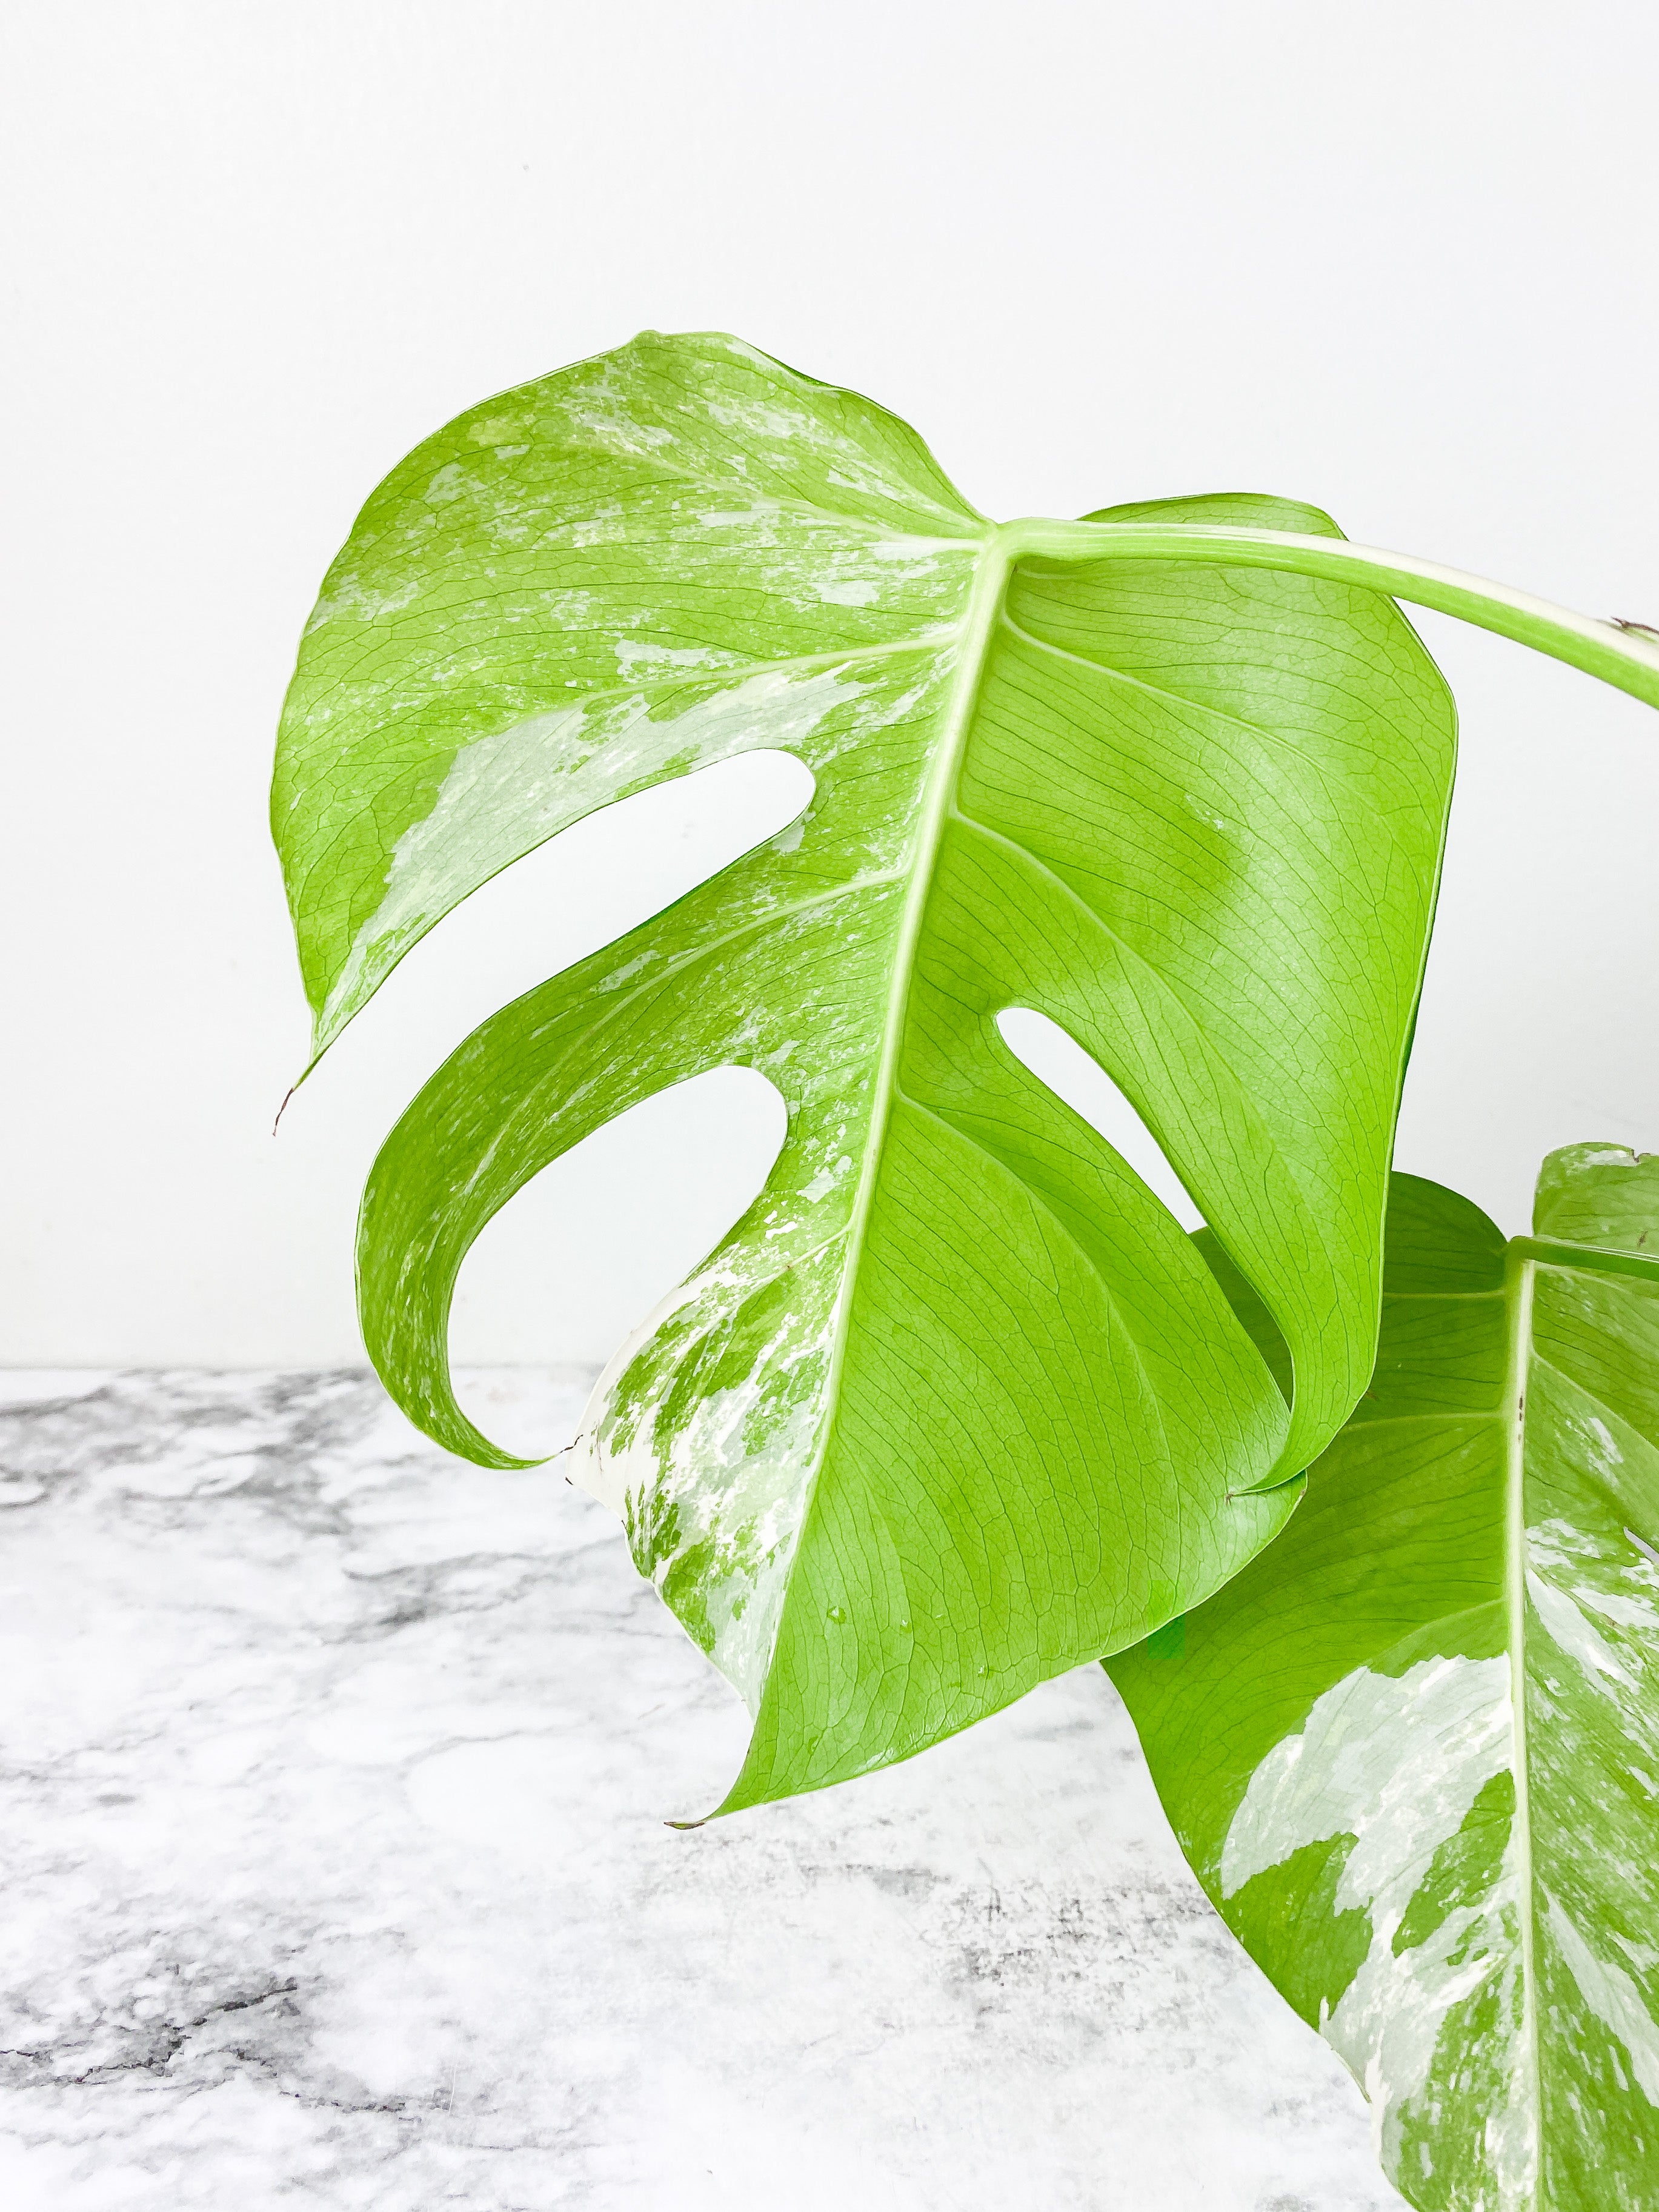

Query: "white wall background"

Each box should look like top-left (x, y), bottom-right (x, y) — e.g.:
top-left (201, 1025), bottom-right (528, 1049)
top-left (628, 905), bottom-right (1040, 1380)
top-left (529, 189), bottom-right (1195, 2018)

top-left (5, 0), bottom-right (1658, 1378)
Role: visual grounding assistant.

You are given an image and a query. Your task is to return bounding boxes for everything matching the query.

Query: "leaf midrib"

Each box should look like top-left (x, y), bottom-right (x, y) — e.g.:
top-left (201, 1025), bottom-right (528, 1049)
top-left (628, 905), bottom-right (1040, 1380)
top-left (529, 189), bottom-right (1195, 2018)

top-left (1503, 1245), bottom-right (1544, 2194)
top-left (1386, 1241), bottom-right (1659, 2199)
top-left (803, 533), bottom-right (1017, 1532)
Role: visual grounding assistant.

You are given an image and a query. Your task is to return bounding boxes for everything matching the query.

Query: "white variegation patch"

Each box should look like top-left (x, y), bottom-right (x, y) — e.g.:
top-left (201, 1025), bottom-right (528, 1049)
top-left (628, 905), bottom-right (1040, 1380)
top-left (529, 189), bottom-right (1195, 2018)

top-left (316, 653), bottom-right (942, 1047)
top-left (1222, 1654), bottom-right (1523, 2197)
top-left (1526, 1569), bottom-right (1638, 1701)
top-left (576, 1235), bottom-right (845, 1709)
top-left (1530, 1513), bottom-right (1659, 1641)
top-left (1220, 1655), bottom-right (1513, 1907)
top-left (1545, 1892), bottom-right (1659, 2108)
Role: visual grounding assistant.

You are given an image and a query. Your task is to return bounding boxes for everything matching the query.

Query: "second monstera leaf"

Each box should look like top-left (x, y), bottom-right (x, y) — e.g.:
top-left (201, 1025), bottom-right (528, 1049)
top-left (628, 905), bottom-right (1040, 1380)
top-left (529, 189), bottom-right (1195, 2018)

top-left (1111, 1147), bottom-right (1659, 2211)
top-left (273, 331), bottom-right (1457, 1810)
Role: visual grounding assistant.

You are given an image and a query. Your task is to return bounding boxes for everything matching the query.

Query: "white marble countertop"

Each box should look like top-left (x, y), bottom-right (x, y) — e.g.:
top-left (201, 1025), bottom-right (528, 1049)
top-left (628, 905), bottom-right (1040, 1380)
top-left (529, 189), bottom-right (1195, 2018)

top-left (0, 1369), bottom-right (1405, 2211)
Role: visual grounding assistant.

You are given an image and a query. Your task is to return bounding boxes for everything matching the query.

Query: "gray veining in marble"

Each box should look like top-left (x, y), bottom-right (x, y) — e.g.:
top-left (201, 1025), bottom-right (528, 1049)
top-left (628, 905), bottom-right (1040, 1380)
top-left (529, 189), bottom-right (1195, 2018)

top-left (0, 1369), bottom-right (1405, 2210)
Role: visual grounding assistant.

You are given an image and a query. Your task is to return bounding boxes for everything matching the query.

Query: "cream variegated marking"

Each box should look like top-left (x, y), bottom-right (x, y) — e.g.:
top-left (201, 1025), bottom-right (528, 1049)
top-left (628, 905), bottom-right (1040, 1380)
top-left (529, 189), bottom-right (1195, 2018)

top-left (1221, 1654), bottom-right (1524, 2190)
top-left (587, 1240), bottom-right (843, 1707)
top-left (317, 652), bottom-right (953, 1046)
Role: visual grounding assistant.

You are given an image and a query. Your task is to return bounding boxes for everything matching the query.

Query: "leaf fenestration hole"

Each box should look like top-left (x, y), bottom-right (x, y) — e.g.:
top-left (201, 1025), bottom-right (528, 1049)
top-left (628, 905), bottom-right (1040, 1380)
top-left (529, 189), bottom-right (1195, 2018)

top-left (449, 1066), bottom-right (789, 1460)
top-left (995, 1008), bottom-right (1204, 1232)
top-left (304, 749), bottom-right (816, 1124)
top-left (431, 748), bottom-right (810, 1463)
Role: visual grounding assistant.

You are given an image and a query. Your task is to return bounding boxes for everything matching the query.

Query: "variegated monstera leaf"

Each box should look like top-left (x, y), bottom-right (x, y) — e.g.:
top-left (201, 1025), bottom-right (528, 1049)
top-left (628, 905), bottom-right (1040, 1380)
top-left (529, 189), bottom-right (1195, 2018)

top-left (272, 330), bottom-right (1461, 1813)
top-left (1110, 1147), bottom-right (1659, 2211)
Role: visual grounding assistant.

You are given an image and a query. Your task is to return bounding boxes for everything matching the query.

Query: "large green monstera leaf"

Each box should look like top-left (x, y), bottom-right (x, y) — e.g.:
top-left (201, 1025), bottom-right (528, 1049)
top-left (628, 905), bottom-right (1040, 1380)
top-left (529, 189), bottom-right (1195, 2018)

top-left (1110, 1148), bottom-right (1659, 2211)
top-left (273, 330), bottom-right (1465, 1812)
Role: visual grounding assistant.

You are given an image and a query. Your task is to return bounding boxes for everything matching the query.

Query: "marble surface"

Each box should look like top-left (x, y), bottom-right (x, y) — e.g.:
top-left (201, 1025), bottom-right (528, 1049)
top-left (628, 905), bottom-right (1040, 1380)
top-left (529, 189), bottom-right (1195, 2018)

top-left (0, 1369), bottom-right (1406, 2211)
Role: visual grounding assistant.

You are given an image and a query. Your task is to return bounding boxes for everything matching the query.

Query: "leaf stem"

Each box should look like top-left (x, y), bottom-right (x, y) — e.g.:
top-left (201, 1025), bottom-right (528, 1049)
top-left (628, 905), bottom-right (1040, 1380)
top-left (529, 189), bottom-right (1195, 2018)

top-left (1511, 1235), bottom-right (1659, 1285)
top-left (997, 519), bottom-right (1659, 716)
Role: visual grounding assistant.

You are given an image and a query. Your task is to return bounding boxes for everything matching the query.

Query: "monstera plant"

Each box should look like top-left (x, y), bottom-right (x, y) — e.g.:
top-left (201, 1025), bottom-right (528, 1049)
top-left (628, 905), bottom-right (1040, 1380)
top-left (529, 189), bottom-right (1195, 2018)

top-left (272, 330), bottom-right (1659, 2210)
